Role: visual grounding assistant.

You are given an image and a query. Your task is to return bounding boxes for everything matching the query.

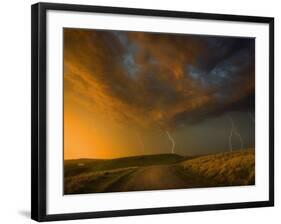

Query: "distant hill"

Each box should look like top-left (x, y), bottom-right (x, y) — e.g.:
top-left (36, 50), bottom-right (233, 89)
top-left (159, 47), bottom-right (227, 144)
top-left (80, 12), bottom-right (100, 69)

top-left (65, 153), bottom-right (186, 178)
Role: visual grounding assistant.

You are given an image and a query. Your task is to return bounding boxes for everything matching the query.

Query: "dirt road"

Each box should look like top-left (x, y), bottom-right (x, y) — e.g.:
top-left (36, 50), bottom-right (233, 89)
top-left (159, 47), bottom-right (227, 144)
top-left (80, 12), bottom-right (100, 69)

top-left (105, 165), bottom-right (205, 192)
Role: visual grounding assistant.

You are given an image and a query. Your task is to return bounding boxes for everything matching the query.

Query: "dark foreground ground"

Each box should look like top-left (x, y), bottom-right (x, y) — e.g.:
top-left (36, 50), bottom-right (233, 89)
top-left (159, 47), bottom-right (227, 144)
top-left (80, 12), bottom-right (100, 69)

top-left (64, 149), bottom-right (255, 194)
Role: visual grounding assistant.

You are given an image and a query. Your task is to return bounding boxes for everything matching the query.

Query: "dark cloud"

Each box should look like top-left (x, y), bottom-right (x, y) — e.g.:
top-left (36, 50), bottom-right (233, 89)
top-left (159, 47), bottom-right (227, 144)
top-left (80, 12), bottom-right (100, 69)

top-left (64, 28), bottom-right (255, 129)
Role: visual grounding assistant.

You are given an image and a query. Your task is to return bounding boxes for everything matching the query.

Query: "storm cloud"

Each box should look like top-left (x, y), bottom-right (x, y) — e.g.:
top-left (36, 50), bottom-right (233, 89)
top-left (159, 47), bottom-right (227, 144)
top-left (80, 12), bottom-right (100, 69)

top-left (64, 28), bottom-right (255, 130)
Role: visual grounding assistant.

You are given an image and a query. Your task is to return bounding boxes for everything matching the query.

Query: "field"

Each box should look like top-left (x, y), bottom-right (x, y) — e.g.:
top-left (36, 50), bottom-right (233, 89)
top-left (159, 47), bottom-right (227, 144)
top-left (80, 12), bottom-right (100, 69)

top-left (64, 149), bottom-right (255, 194)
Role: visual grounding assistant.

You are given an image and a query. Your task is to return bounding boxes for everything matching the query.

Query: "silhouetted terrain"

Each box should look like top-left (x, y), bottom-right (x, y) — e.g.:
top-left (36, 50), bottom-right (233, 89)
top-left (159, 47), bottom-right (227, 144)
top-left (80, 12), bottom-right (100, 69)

top-left (64, 149), bottom-right (255, 194)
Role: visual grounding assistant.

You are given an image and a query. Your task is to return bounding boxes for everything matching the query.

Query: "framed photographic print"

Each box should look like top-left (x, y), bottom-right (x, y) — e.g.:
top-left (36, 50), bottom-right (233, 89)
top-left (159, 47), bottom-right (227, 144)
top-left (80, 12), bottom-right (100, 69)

top-left (31, 2), bottom-right (274, 222)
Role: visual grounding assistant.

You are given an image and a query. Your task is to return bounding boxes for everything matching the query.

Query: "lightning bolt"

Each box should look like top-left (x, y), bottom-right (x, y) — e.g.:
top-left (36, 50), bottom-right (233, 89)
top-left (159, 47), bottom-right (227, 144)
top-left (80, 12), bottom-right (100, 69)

top-left (248, 112), bottom-right (255, 149)
top-left (166, 131), bottom-right (175, 154)
top-left (228, 116), bottom-right (243, 152)
top-left (248, 112), bottom-right (255, 123)
top-left (229, 123), bottom-right (233, 152)
top-left (136, 132), bottom-right (145, 151)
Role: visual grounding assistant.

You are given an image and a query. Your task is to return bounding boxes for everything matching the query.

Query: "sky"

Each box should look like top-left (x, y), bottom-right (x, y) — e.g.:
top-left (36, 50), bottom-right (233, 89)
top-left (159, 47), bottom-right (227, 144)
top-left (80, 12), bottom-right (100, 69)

top-left (63, 28), bottom-right (255, 160)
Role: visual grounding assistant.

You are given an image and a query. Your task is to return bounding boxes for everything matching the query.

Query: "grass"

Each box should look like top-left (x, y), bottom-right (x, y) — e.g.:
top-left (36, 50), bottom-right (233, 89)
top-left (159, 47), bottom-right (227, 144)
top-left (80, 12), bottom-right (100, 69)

top-left (64, 167), bottom-right (137, 194)
top-left (64, 153), bottom-right (187, 194)
top-left (179, 149), bottom-right (255, 186)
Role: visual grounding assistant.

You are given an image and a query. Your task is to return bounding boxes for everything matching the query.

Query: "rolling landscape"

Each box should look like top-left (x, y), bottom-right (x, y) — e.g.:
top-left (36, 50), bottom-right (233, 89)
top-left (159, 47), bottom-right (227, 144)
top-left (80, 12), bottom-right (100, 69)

top-left (64, 149), bottom-right (255, 194)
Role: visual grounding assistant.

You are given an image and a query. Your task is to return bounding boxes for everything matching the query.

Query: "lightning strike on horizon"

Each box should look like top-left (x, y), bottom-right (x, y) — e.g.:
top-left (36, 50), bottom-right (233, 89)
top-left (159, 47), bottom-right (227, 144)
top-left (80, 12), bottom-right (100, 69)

top-left (248, 112), bottom-right (255, 149)
top-left (228, 116), bottom-right (243, 152)
top-left (248, 112), bottom-right (255, 123)
top-left (136, 132), bottom-right (145, 151)
top-left (229, 125), bottom-right (234, 152)
top-left (166, 131), bottom-right (175, 154)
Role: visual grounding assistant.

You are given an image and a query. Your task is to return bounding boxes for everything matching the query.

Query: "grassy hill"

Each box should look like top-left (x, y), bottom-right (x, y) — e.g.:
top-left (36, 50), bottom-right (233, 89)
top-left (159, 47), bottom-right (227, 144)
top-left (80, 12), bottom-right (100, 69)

top-left (179, 149), bottom-right (255, 186)
top-left (65, 153), bottom-right (185, 178)
top-left (64, 150), bottom-right (255, 194)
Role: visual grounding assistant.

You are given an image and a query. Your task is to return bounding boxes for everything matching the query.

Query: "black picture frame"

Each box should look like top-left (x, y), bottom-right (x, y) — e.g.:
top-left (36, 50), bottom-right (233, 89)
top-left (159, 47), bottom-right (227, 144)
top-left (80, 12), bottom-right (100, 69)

top-left (31, 2), bottom-right (274, 222)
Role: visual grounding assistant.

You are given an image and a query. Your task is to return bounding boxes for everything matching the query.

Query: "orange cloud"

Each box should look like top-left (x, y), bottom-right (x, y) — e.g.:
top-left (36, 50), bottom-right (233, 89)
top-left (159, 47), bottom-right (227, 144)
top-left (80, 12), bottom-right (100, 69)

top-left (63, 28), bottom-right (255, 158)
